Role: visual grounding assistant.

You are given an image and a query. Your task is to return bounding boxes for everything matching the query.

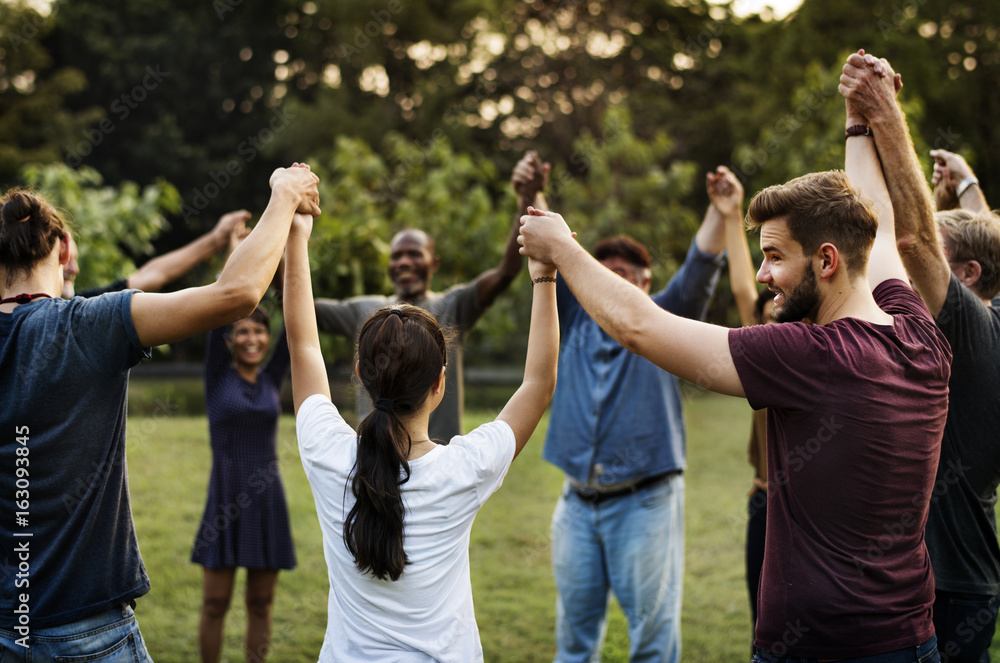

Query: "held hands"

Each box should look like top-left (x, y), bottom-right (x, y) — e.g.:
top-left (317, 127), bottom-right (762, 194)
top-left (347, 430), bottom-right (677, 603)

top-left (270, 162), bottom-right (321, 216)
top-left (930, 149), bottom-right (975, 191)
top-left (226, 219), bottom-right (251, 258)
top-left (706, 165), bottom-right (744, 218)
top-left (212, 210), bottom-right (251, 249)
top-left (512, 151), bottom-right (551, 202)
top-left (518, 206), bottom-right (575, 267)
top-left (839, 49), bottom-right (902, 126)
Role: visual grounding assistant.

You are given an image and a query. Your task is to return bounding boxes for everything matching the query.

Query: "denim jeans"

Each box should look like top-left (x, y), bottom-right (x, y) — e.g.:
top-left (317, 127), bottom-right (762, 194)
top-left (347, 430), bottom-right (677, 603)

top-left (934, 590), bottom-right (998, 663)
top-left (752, 635), bottom-right (939, 663)
top-left (0, 603), bottom-right (153, 662)
top-left (551, 473), bottom-right (684, 663)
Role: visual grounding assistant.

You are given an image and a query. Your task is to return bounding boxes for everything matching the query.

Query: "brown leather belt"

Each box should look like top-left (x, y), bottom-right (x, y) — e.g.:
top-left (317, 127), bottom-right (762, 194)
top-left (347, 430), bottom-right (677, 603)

top-left (572, 471), bottom-right (679, 504)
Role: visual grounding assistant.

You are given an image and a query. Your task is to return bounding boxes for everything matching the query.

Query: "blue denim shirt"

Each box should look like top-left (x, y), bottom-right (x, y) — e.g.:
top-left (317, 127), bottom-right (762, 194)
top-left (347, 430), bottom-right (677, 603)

top-left (543, 239), bottom-right (724, 487)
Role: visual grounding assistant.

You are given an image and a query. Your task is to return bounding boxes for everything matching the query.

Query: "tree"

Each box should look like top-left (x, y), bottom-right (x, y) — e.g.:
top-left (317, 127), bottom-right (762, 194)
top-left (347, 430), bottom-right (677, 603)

top-left (0, 2), bottom-right (100, 186)
top-left (19, 162), bottom-right (180, 291)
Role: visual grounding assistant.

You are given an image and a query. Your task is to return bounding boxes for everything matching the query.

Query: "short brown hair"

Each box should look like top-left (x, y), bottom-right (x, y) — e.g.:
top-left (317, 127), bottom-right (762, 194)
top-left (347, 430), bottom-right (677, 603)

top-left (935, 209), bottom-right (1000, 299)
top-left (594, 235), bottom-right (651, 269)
top-left (746, 171), bottom-right (878, 279)
top-left (0, 189), bottom-right (68, 288)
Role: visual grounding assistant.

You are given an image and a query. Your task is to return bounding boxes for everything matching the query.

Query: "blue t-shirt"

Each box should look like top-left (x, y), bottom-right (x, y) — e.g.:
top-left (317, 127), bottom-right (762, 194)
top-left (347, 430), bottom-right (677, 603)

top-left (0, 292), bottom-right (150, 628)
top-left (542, 239), bottom-right (724, 487)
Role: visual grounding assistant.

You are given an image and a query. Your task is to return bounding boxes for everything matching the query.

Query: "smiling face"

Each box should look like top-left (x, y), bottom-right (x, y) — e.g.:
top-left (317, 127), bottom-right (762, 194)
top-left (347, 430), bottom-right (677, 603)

top-left (227, 318), bottom-right (271, 369)
top-left (756, 217), bottom-right (820, 324)
top-left (389, 230), bottom-right (439, 300)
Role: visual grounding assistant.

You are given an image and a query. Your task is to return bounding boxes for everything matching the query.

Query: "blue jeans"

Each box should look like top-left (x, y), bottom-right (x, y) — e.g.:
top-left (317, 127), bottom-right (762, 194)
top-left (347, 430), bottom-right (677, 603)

top-left (934, 590), bottom-right (998, 663)
top-left (551, 473), bottom-right (684, 663)
top-left (752, 635), bottom-right (939, 663)
top-left (0, 604), bottom-right (153, 662)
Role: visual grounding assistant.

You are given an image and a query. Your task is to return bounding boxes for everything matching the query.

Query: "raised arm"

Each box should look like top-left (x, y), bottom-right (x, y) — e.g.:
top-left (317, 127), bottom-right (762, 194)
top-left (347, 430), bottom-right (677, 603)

top-left (519, 209), bottom-right (743, 397)
top-left (694, 179), bottom-right (729, 258)
top-left (840, 51), bottom-right (950, 313)
top-left (284, 213), bottom-right (331, 413)
top-left (496, 208), bottom-right (559, 458)
top-left (931, 148), bottom-right (989, 214)
top-left (475, 151), bottom-right (550, 307)
top-left (709, 166), bottom-right (756, 325)
top-left (127, 210), bottom-right (251, 292)
top-left (838, 52), bottom-right (909, 291)
top-left (130, 164), bottom-right (320, 347)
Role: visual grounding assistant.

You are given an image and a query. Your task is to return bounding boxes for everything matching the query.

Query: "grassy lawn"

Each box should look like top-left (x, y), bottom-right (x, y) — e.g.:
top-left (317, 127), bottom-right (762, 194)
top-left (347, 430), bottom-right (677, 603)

top-left (127, 390), bottom-right (999, 662)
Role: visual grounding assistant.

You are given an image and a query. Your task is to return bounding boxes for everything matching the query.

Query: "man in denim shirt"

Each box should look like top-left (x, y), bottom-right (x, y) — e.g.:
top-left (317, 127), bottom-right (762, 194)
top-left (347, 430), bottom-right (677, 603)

top-left (545, 185), bottom-right (728, 662)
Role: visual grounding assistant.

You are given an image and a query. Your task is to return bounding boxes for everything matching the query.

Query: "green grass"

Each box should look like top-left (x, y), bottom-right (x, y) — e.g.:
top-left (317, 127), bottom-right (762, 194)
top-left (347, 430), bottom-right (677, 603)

top-left (127, 391), bottom-right (1000, 662)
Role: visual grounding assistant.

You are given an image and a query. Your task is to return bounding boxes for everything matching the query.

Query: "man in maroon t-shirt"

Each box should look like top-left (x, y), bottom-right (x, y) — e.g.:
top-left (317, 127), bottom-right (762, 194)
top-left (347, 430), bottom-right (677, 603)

top-left (517, 59), bottom-right (950, 661)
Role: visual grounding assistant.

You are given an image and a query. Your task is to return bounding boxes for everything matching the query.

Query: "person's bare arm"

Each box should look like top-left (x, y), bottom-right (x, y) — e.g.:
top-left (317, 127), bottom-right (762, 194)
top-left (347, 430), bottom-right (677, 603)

top-left (284, 213), bottom-right (331, 413)
top-left (709, 166), bottom-right (756, 326)
top-left (838, 53), bottom-right (909, 291)
top-left (476, 151), bottom-right (550, 307)
top-left (931, 148), bottom-right (989, 213)
top-left (840, 51), bottom-right (950, 313)
top-left (126, 210), bottom-right (251, 292)
top-left (496, 232), bottom-right (559, 458)
top-left (694, 184), bottom-right (728, 257)
top-left (518, 209), bottom-right (743, 397)
top-left (130, 165), bottom-right (320, 347)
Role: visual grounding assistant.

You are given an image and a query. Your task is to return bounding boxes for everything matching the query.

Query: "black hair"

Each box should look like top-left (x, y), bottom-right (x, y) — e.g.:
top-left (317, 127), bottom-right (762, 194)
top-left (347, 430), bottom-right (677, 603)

top-left (344, 304), bottom-right (448, 581)
top-left (0, 189), bottom-right (68, 288)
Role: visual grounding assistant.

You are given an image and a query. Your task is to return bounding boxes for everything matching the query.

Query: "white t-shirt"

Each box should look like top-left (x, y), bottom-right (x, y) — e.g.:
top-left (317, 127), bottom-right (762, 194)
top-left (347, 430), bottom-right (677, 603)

top-left (296, 394), bottom-right (516, 662)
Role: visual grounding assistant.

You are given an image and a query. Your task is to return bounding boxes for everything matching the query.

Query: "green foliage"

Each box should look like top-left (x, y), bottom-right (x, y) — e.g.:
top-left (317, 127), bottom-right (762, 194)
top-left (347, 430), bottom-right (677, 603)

top-left (552, 105), bottom-right (701, 284)
top-left (19, 162), bottom-right (180, 290)
top-left (4, 0), bottom-right (1000, 361)
top-left (0, 2), bottom-right (99, 186)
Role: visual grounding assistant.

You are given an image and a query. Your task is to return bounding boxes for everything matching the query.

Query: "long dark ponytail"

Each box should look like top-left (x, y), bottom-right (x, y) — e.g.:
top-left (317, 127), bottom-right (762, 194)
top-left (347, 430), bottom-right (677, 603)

top-left (344, 304), bottom-right (447, 581)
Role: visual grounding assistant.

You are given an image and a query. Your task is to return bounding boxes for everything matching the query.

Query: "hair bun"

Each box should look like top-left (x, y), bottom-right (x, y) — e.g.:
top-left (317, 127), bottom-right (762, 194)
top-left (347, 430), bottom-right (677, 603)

top-left (1, 192), bottom-right (38, 225)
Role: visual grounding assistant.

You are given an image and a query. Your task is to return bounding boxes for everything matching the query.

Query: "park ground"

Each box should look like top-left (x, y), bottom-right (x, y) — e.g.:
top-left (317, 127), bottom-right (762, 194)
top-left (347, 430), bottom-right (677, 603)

top-left (125, 389), bottom-right (1000, 662)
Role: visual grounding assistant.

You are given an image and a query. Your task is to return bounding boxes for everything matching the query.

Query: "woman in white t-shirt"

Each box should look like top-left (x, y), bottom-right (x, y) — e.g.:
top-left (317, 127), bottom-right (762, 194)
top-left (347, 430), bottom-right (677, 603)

top-left (282, 208), bottom-right (559, 662)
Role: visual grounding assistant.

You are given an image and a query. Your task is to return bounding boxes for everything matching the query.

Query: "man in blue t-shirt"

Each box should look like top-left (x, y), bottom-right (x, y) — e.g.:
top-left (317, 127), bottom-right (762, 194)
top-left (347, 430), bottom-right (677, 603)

top-left (545, 192), bottom-right (726, 662)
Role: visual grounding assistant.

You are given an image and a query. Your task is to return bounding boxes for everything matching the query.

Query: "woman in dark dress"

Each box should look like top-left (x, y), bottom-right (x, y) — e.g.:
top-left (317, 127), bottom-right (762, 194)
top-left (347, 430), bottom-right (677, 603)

top-left (192, 304), bottom-right (296, 663)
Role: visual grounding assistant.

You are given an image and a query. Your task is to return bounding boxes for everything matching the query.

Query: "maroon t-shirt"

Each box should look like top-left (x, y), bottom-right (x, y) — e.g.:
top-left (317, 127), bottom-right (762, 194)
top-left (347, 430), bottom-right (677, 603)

top-left (729, 280), bottom-right (951, 658)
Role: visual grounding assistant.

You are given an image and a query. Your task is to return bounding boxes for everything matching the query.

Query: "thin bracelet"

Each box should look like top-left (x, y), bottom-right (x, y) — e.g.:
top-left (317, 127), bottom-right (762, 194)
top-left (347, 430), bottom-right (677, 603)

top-left (531, 276), bottom-right (557, 286)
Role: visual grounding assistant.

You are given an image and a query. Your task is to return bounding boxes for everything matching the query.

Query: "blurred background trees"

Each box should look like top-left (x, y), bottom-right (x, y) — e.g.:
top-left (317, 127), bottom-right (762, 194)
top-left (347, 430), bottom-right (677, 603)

top-left (1, 0), bottom-right (997, 360)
